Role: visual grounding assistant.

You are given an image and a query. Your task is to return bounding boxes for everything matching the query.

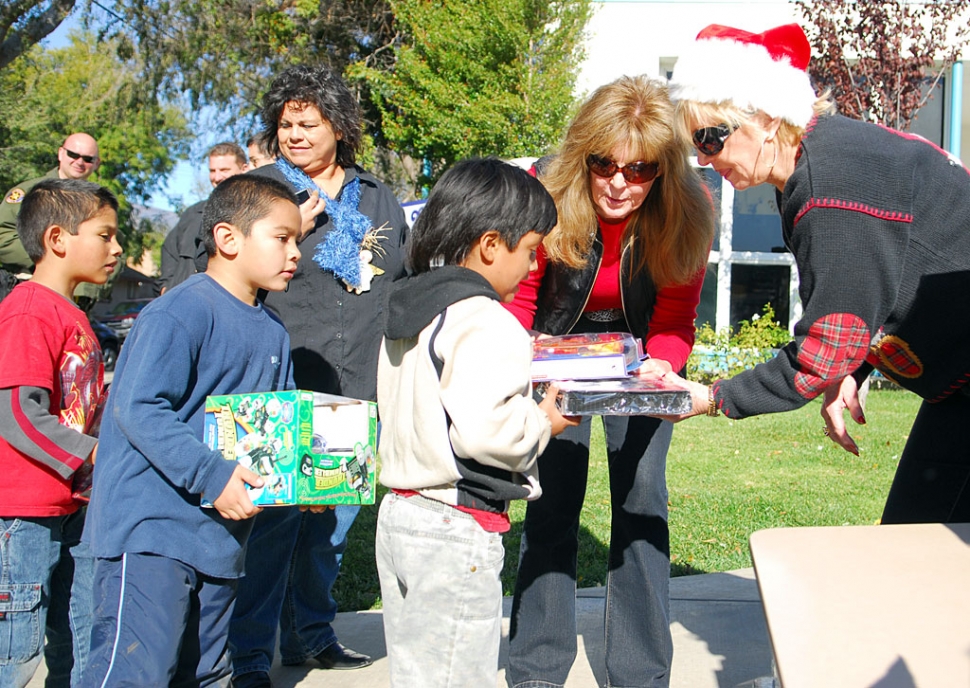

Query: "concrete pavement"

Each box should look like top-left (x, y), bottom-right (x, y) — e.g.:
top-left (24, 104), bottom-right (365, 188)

top-left (31, 568), bottom-right (777, 687)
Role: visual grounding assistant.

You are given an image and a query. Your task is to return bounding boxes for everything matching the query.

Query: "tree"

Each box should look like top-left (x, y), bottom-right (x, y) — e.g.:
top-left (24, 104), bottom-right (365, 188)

top-left (0, 31), bottom-right (191, 262)
top-left (89, 0), bottom-right (411, 190)
top-left (0, 0), bottom-right (77, 70)
top-left (94, 0), bottom-right (398, 134)
top-left (350, 0), bottom-right (592, 189)
top-left (795, 0), bottom-right (970, 130)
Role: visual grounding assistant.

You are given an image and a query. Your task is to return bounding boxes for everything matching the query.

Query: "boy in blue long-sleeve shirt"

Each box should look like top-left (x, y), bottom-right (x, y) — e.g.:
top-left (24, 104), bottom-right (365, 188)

top-left (81, 174), bottom-right (310, 686)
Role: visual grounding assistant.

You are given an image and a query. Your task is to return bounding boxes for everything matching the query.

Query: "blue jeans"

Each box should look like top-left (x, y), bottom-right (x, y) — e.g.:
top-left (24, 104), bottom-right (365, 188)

top-left (508, 415), bottom-right (674, 688)
top-left (82, 553), bottom-right (236, 687)
top-left (0, 510), bottom-right (94, 688)
top-left (229, 505), bottom-right (359, 676)
top-left (376, 492), bottom-right (505, 687)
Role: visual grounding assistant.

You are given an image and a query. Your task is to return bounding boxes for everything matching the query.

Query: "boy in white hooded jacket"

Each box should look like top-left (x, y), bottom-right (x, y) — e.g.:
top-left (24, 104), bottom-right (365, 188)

top-left (376, 158), bottom-right (576, 687)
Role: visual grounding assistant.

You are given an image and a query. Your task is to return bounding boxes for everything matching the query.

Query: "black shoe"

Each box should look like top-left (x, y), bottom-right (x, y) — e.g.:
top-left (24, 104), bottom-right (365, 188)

top-left (231, 671), bottom-right (272, 688)
top-left (313, 642), bottom-right (373, 670)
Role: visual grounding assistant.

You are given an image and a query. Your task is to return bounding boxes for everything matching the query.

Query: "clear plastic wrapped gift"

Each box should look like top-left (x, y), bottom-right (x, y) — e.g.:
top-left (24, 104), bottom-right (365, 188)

top-left (532, 332), bottom-right (643, 381)
top-left (538, 377), bottom-right (692, 416)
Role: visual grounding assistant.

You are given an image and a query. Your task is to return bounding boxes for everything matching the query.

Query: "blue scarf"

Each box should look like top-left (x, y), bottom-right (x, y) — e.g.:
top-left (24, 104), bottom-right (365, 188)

top-left (274, 157), bottom-right (372, 289)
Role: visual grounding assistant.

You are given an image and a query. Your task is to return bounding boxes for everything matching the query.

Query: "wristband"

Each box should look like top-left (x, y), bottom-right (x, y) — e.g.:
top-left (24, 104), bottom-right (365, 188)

top-left (707, 387), bottom-right (719, 417)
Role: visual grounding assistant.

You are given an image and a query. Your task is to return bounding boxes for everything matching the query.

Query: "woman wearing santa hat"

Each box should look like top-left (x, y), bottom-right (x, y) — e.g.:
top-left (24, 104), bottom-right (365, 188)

top-left (504, 75), bottom-right (714, 688)
top-left (668, 23), bottom-right (970, 525)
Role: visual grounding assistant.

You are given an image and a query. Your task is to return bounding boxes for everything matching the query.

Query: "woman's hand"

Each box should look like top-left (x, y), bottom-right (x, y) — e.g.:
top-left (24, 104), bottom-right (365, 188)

top-left (299, 190), bottom-right (327, 241)
top-left (634, 357), bottom-right (673, 380)
top-left (821, 375), bottom-right (867, 456)
top-left (648, 371), bottom-right (711, 422)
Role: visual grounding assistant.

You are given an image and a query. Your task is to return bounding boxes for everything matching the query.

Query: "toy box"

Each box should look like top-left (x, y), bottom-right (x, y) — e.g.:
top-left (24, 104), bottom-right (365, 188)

top-left (532, 332), bottom-right (644, 381)
top-left (204, 390), bottom-right (377, 506)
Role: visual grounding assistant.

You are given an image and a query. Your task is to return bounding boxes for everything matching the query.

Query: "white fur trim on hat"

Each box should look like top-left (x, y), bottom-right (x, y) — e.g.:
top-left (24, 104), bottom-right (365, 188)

top-left (669, 31), bottom-right (817, 128)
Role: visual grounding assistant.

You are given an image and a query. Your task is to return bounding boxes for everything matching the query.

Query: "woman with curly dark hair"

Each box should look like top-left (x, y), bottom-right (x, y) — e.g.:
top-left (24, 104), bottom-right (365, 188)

top-left (228, 64), bottom-right (408, 688)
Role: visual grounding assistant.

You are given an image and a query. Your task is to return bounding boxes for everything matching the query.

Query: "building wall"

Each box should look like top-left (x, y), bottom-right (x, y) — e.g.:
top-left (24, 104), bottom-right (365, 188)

top-left (578, 0), bottom-right (798, 94)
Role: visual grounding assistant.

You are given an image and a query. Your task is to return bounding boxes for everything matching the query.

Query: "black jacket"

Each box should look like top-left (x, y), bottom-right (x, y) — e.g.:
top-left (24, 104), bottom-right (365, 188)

top-left (253, 164), bottom-right (408, 401)
top-left (534, 230), bottom-right (658, 339)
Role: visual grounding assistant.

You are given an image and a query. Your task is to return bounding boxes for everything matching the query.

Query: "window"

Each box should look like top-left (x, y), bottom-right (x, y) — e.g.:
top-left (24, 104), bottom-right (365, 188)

top-left (732, 186), bottom-right (786, 253)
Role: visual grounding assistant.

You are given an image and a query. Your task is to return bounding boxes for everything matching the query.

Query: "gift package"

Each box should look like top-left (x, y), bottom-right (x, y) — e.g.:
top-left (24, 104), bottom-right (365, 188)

top-left (203, 390), bottom-right (377, 506)
top-left (531, 332), bottom-right (691, 416)
top-left (531, 332), bottom-right (644, 381)
top-left (537, 377), bottom-right (692, 416)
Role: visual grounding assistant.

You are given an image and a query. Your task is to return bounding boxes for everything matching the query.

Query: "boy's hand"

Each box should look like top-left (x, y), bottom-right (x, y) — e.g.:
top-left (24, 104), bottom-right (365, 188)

top-left (539, 382), bottom-right (580, 436)
top-left (212, 465), bottom-right (264, 521)
top-left (88, 441), bottom-right (98, 464)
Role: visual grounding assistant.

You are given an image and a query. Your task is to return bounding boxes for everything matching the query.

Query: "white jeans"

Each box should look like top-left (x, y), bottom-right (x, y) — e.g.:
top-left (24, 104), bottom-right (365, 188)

top-left (376, 491), bottom-right (505, 688)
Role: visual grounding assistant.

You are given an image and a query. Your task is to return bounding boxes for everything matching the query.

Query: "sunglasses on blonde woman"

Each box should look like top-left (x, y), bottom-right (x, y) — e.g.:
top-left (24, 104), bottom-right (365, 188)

top-left (691, 124), bottom-right (735, 156)
top-left (586, 155), bottom-right (660, 184)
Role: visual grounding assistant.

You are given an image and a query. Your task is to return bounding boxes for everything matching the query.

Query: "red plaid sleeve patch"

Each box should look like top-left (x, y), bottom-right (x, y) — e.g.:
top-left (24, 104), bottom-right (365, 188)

top-left (794, 313), bottom-right (870, 398)
top-left (872, 335), bottom-right (923, 379)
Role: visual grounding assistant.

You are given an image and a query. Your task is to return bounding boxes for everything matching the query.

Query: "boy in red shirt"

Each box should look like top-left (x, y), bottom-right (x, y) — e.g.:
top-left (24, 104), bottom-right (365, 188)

top-left (0, 179), bottom-right (121, 687)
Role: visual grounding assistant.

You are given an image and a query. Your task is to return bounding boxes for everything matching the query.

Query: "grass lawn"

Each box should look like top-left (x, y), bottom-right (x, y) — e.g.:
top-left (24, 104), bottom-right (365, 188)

top-left (335, 389), bottom-right (921, 611)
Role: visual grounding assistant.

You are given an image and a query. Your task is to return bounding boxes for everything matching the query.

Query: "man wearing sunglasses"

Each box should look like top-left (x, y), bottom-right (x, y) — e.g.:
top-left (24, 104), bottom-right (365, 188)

top-left (1, 133), bottom-right (102, 301)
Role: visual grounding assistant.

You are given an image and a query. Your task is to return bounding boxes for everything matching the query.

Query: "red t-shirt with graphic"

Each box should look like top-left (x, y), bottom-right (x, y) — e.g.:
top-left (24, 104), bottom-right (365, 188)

top-left (0, 282), bottom-right (105, 516)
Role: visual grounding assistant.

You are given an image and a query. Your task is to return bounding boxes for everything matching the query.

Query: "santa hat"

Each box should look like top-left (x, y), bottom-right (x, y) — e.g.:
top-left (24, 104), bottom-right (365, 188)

top-left (669, 23), bottom-right (817, 128)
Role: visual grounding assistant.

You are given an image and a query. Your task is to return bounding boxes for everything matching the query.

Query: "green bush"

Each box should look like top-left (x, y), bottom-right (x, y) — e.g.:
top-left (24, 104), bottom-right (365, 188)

top-left (687, 304), bottom-right (793, 385)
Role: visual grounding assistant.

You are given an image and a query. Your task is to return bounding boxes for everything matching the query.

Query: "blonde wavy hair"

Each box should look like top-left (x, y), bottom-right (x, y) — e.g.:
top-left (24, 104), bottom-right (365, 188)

top-left (541, 75), bottom-right (715, 288)
top-left (673, 93), bottom-right (836, 149)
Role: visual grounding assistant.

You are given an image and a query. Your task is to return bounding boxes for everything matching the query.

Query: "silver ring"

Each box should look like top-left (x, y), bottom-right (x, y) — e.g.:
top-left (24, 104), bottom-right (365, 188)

top-left (822, 427), bottom-right (830, 437)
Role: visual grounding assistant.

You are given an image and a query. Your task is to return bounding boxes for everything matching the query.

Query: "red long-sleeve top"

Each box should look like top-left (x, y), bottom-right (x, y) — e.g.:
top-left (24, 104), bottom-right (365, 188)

top-left (505, 217), bottom-right (704, 371)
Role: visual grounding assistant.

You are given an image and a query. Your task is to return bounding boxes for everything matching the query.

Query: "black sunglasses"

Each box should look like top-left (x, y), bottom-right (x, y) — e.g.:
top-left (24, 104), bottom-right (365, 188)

top-left (63, 148), bottom-right (98, 164)
top-left (692, 124), bottom-right (735, 156)
top-left (587, 155), bottom-right (659, 184)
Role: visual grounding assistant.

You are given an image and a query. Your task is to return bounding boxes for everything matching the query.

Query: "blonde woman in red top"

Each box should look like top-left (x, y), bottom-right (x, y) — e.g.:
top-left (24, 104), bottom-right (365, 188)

top-left (504, 75), bottom-right (714, 688)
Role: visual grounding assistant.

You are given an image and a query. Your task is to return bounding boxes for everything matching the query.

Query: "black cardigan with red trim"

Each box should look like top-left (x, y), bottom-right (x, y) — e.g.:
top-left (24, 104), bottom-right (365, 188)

top-left (713, 114), bottom-right (970, 418)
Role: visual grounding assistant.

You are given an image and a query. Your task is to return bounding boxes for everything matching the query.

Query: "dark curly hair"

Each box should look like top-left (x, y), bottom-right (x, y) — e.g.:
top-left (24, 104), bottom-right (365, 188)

top-left (260, 65), bottom-right (362, 169)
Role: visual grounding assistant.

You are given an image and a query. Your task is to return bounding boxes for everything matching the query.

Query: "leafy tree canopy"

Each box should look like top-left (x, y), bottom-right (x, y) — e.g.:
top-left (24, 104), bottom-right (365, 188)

top-left (351, 0), bottom-right (592, 188)
top-left (0, 31), bottom-right (192, 259)
top-left (795, 0), bottom-right (970, 130)
top-left (93, 0), bottom-right (397, 136)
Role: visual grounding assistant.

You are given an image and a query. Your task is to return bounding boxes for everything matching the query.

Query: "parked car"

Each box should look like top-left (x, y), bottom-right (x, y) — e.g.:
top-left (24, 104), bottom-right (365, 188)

top-left (95, 298), bottom-right (153, 341)
top-left (89, 317), bottom-right (120, 372)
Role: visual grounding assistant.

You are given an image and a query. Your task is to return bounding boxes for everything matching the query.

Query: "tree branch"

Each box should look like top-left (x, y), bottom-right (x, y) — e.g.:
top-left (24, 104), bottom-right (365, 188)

top-left (0, 0), bottom-right (77, 70)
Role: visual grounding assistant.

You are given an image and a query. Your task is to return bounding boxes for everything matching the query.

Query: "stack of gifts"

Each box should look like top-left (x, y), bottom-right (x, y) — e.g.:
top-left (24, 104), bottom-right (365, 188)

top-left (531, 332), bottom-right (691, 416)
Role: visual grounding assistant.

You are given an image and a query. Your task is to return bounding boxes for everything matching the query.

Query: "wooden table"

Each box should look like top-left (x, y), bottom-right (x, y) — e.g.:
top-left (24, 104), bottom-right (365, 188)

top-left (749, 523), bottom-right (970, 688)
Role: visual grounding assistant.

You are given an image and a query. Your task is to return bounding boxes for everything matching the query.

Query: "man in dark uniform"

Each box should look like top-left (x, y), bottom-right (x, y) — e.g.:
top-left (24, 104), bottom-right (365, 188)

top-left (0, 133), bottom-right (101, 301)
top-left (157, 142), bottom-right (248, 294)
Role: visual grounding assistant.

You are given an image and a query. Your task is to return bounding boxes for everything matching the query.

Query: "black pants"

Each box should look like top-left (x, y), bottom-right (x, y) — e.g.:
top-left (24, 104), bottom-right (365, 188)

top-left (882, 391), bottom-right (970, 524)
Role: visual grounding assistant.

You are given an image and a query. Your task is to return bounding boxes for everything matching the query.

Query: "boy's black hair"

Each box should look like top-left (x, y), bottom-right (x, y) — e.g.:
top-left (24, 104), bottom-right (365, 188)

top-left (201, 174), bottom-right (299, 256)
top-left (18, 179), bottom-right (119, 262)
top-left (407, 157), bottom-right (558, 274)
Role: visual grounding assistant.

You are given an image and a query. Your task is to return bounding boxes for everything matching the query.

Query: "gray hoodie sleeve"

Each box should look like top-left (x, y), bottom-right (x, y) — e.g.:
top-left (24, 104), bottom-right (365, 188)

top-left (0, 386), bottom-right (96, 478)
